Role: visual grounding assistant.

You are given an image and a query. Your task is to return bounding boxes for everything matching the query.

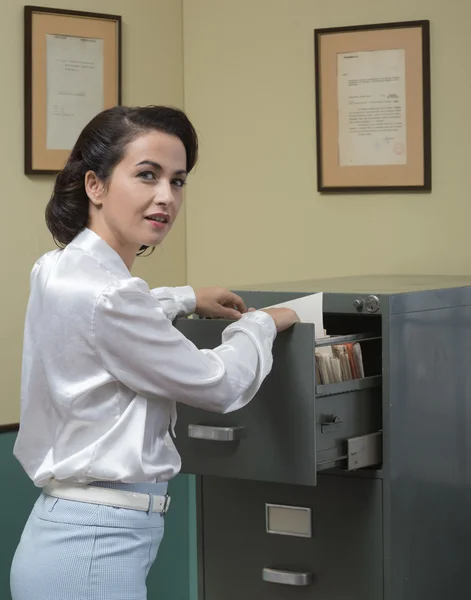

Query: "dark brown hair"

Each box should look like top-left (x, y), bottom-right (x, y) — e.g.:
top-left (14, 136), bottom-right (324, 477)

top-left (45, 105), bottom-right (198, 252)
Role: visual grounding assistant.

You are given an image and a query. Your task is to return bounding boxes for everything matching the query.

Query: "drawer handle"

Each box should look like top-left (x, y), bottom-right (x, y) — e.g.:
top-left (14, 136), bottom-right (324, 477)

top-left (262, 568), bottom-right (313, 586)
top-left (188, 424), bottom-right (244, 442)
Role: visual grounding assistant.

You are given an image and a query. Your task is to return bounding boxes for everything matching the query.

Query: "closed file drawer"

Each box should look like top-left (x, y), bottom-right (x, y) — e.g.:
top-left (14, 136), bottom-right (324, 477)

top-left (174, 318), bottom-right (382, 486)
top-left (199, 475), bottom-right (383, 600)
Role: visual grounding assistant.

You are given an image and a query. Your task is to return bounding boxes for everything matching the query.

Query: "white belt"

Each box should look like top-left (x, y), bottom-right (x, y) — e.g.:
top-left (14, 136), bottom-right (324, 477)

top-left (43, 481), bottom-right (171, 515)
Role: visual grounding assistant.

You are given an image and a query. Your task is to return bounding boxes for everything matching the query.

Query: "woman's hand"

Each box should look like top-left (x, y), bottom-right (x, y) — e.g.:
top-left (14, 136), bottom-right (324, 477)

top-left (261, 308), bottom-right (300, 332)
top-left (194, 286), bottom-right (248, 320)
top-left (194, 287), bottom-right (300, 331)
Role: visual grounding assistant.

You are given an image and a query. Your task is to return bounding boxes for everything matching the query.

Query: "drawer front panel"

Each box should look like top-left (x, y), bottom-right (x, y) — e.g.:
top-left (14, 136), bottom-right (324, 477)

top-left (173, 319), bottom-right (317, 486)
top-left (200, 475), bottom-right (384, 600)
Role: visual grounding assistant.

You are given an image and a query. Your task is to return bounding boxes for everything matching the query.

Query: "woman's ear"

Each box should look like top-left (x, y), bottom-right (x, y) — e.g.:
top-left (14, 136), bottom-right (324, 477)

top-left (85, 171), bottom-right (105, 207)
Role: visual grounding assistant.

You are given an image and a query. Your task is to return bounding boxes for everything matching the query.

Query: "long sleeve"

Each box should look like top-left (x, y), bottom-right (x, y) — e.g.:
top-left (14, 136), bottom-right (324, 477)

top-left (93, 277), bottom-right (277, 414)
top-left (150, 285), bottom-right (196, 320)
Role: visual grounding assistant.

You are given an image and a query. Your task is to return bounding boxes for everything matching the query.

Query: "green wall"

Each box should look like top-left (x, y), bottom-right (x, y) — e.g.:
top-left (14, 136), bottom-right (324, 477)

top-left (0, 431), bottom-right (197, 600)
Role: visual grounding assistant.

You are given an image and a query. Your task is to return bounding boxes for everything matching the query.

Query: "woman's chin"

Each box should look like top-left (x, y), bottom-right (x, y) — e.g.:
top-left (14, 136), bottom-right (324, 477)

top-left (138, 220), bottom-right (171, 248)
top-left (140, 233), bottom-right (166, 249)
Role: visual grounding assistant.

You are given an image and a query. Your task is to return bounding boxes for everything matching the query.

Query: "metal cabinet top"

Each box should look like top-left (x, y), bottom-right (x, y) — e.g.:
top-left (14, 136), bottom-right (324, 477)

top-left (234, 274), bottom-right (471, 315)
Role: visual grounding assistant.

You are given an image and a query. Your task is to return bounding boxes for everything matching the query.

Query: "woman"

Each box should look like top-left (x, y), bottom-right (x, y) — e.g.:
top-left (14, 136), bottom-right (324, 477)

top-left (10, 105), bottom-right (298, 600)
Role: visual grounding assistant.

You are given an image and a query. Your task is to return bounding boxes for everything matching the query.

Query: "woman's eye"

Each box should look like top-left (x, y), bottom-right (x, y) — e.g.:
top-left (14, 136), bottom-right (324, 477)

top-left (172, 178), bottom-right (187, 188)
top-left (138, 171), bottom-right (155, 181)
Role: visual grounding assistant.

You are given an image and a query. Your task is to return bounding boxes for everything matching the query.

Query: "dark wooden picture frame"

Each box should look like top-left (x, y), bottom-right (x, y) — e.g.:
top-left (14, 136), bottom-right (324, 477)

top-left (24, 6), bottom-right (122, 175)
top-left (314, 20), bottom-right (431, 193)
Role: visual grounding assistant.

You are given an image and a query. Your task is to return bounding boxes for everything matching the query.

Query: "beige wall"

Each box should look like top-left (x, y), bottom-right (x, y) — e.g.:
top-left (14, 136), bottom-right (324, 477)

top-left (3, 1), bottom-right (470, 424)
top-left (0, 0), bottom-right (185, 425)
top-left (183, 0), bottom-right (471, 288)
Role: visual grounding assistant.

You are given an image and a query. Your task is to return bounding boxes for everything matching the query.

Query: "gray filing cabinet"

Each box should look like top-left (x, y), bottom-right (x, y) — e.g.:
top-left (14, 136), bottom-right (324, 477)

top-left (173, 275), bottom-right (471, 600)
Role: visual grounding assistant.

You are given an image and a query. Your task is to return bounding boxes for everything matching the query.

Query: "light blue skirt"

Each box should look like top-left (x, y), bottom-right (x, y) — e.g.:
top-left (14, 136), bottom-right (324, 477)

top-left (10, 481), bottom-right (167, 600)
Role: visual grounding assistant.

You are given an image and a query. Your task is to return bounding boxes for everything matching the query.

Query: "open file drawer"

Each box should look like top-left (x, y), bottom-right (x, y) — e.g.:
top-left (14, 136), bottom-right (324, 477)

top-left (173, 317), bottom-right (382, 487)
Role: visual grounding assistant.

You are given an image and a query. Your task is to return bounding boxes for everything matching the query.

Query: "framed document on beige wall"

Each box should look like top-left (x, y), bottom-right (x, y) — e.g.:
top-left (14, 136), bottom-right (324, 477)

top-left (24, 6), bottom-right (121, 175)
top-left (314, 20), bottom-right (431, 193)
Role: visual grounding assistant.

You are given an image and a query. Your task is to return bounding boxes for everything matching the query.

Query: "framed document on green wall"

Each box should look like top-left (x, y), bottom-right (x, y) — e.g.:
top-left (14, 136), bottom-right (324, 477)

top-left (314, 20), bottom-right (431, 193)
top-left (24, 6), bottom-right (122, 175)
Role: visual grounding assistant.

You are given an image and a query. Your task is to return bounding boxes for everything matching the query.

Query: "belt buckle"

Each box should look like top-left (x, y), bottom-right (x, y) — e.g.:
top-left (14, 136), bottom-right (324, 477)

top-left (160, 494), bottom-right (171, 515)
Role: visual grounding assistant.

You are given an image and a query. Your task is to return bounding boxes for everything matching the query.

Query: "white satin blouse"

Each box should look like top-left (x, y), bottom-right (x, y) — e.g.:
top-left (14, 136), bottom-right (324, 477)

top-left (14, 228), bottom-right (277, 486)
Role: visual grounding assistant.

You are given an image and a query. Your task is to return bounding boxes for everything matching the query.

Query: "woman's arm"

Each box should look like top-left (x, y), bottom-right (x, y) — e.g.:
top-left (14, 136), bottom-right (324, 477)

top-left (151, 284), bottom-right (249, 321)
top-left (93, 277), bottom-right (276, 414)
top-left (150, 285), bottom-right (196, 320)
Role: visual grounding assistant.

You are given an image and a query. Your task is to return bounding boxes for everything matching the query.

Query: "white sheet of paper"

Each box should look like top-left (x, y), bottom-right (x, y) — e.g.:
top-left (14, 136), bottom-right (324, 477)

top-left (264, 293), bottom-right (324, 339)
top-left (46, 34), bottom-right (105, 150)
top-left (337, 48), bottom-right (407, 167)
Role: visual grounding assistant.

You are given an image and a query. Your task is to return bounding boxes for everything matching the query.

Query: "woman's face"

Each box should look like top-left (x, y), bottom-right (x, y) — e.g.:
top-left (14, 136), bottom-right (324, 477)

top-left (86, 130), bottom-right (187, 266)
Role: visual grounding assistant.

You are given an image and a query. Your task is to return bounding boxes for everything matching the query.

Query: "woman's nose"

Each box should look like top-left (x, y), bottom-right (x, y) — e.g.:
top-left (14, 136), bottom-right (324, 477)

top-left (154, 180), bottom-right (173, 206)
